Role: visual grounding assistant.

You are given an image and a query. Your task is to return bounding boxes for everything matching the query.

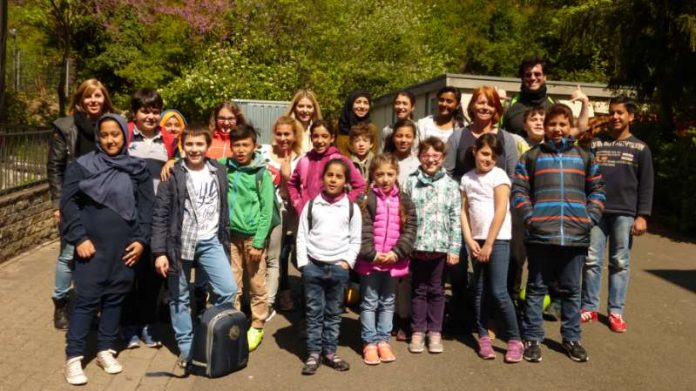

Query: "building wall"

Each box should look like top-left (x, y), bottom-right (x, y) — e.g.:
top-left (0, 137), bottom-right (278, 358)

top-left (0, 182), bottom-right (57, 264)
top-left (235, 99), bottom-right (290, 145)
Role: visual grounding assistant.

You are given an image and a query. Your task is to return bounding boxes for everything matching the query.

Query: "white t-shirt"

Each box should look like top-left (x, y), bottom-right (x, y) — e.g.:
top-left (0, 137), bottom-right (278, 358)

top-left (188, 167), bottom-right (220, 241)
top-left (398, 154), bottom-right (421, 186)
top-left (459, 166), bottom-right (512, 240)
top-left (417, 115), bottom-right (456, 144)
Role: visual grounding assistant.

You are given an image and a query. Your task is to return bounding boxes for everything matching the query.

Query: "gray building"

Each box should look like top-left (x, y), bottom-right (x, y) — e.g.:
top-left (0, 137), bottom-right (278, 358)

top-left (235, 99), bottom-right (290, 145)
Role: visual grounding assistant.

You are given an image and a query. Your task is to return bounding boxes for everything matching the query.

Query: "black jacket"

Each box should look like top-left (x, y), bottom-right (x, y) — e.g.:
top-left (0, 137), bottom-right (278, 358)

top-left (47, 116), bottom-right (78, 209)
top-left (150, 159), bottom-right (231, 275)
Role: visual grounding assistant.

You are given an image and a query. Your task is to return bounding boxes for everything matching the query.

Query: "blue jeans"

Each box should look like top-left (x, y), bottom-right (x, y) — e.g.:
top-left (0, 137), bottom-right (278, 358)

top-left (303, 261), bottom-right (349, 355)
top-left (582, 215), bottom-right (634, 314)
top-left (472, 240), bottom-right (520, 340)
top-left (360, 271), bottom-right (397, 344)
top-left (169, 237), bottom-right (237, 360)
top-left (522, 244), bottom-right (586, 342)
top-left (52, 240), bottom-right (74, 300)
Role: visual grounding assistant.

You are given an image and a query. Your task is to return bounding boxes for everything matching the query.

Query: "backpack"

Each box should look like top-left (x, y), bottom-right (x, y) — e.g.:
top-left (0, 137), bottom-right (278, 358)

top-left (306, 197), bottom-right (355, 230)
top-left (255, 168), bottom-right (281, 229)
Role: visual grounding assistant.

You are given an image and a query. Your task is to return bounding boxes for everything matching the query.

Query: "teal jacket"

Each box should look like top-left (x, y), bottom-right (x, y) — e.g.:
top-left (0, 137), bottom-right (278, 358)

top-left (225, 152), bottom-right (274, 248)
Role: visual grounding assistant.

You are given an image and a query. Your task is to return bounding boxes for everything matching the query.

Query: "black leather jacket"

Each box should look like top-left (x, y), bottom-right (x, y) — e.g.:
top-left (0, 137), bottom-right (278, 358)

top-left (47, 116), bottom-right (78, 209)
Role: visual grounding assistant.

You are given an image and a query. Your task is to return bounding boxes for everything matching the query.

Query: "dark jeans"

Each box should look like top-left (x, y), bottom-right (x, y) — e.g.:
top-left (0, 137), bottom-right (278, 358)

top-left (473, 240), bottom-right (520, 340)
top-left (303, 261), bottom-right (349, 355)
top-left (522, 244), bottom-right (586, 342)
top-left (507, 209), bottom-right (527, 300)
top-left (445, 244), bottom-right (469, 328)
top-left (411, 253), bottom-right (446, 333)
top-left (121, 248), bottom-right (164, 328)
top-left (66, 292), bottom-right (127, 358)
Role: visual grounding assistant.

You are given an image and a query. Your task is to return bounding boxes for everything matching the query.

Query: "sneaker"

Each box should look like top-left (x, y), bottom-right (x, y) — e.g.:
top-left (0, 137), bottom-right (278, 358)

top-left (141, 324), bottom-right (162, 348)
top-left (64, 356), bottom-right (87, 385)
top-left (562, 340), bottom-right (589, 362)
top-left (363, 344), bottom-right (380, 365)
top-left (580, 309), bottom-right (598, 323)
top-left (96, 349), bottom-right (123, 374)
top-left (173, 354), bottom-right (189, 378)
top-left (301, 354), bottom-right (321, 375)
top-left (523, 340), bottom-right (542, 363)
top-left (123, 326), bottom-right (141, 349)
top-left (247, 327), bottom-right (264, 352)
top-left (323, 353), bottom-right (350, 371)
top-left (408, 332), bottom-right (425, 353)
top-left (477, 336), bottom-right (496, 359)
top-left (608, 313), bottom-right (628, 333)
top-left (377, 341), bottom-right (396, 363)
top-left (504, 340), bottom-right (524, 363)
top-left (427, 332), bottom-right (443, 354)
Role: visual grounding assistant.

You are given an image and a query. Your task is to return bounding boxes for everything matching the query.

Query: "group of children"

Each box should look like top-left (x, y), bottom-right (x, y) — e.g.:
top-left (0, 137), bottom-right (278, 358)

top-left (52, 78), bottom-right (653, 385)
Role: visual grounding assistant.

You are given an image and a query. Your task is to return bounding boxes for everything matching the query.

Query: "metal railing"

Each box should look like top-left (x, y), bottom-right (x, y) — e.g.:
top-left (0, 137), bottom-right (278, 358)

top-left (0, 124), bottom-right (51, 195)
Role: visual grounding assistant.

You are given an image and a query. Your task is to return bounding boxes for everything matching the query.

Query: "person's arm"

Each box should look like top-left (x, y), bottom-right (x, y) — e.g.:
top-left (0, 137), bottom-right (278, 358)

top-left (459, 189), bottom-right (480, 259)
top-left (60, 163), bottom-right (96, 259)
top-left (252, 170), bottom-right (275, 250)
top-left (295, 201), bottom-right (310, 269)
top-left (358, 201), bottom-right (377, 261)
top-left (478, 183), bottom-right (510, 262)
top-left (570, 85), bottom-right (590, 137)
top-left (585, 159), bottom-right (606, 225)
top-left (345, 202), bottom-right (363, 269)
top-left (503, 131), bottom-right (519, 179)
top-left (122, 170), bottom-right (155, 267)
top-left (160, 158), bottom-right (177, 181)
top-left (634, 145), bottom-right (654, 235)
top-left (444, 131), bottom-right (460, 177)
top-left (287, 159), bottom-right (304, 214)
top-left (447, 181), bottom-right (462, 265)
top-left (150, 177), bottom-right (173, 257)
top-left (392, 193), bottom-right (418, 260)
top-left (47, 125), bottom-right (68, 212)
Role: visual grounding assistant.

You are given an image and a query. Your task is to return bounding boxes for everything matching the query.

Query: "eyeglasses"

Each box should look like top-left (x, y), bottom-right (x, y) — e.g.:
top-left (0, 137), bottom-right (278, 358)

top-left (216, 116), bottom-right (237, 123)
top-left (419, 153), bottom-right (443, 161)
top-left (524, 72), bottom-right (544, 78)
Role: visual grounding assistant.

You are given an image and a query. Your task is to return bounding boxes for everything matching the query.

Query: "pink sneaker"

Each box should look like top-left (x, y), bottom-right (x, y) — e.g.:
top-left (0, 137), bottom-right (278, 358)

top-left (505, 340), bottom-right (524, 363)
top-left (478, 336), bottom-right (495, 359)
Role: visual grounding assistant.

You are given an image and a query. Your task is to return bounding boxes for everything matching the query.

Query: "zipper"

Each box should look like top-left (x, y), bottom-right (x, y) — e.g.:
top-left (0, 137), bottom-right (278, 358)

top-left (559, 152), bottom-right (565, 246)
top-left (382, 196), bottom-right (391, 250)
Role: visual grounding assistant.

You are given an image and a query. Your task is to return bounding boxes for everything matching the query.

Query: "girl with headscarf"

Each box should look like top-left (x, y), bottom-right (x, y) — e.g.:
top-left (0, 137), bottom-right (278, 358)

top-left (336, 90), bottom-right (372, 155)
top-left (61, 114), bottom-right (155, 386)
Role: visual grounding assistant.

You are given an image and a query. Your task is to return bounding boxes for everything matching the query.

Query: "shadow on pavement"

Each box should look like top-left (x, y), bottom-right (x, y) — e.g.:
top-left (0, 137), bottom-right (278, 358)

top-left (645, 269), bottom-right (696, 294)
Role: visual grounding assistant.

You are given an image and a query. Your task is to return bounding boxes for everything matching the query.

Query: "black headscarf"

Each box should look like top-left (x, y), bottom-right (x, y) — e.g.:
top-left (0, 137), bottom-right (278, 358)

top-left (73, 111), bottom-right (98, 157)
top-left (338, 90), bottom-right (372, 135)
top-left (76, 113), bottom-right (148, 222)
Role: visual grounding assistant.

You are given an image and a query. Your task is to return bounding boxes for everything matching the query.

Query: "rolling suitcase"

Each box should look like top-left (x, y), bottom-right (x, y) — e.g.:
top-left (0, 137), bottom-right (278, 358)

top-left (189, 303), bottom-right (249, 378)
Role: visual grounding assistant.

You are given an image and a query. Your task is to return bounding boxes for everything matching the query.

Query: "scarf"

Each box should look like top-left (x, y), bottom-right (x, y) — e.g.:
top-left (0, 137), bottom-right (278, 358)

top-left (338, 90), bottom-right (372, 135)
top-left (519, 84), bottom-right (549, 106)
top-left (76, 113), bottom-right (148, 222)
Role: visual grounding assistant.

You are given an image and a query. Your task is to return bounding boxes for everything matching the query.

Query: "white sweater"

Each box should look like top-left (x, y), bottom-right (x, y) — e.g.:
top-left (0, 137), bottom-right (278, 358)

top-left (295, 194), bottom-right (362, 268)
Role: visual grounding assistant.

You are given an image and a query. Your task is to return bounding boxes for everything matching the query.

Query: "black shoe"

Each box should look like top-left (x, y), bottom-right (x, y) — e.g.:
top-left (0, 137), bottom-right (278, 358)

top-left (323, 354), bottom-right (350, 371)
top-left (523, 340), bottom-right (542, 363)
top-left (562, 340), bottom-right (588, 362)
top-left (301, 355), bottom-right (321, 375)
top-left (52, 297), bottom-right (69, 330)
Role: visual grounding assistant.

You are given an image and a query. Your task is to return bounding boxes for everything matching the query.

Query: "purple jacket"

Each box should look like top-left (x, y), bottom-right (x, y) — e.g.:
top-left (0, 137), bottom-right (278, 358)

top-left (355, 185), bottom-right (417, 277)
top-left (288, 145), bottom-right (366, 214)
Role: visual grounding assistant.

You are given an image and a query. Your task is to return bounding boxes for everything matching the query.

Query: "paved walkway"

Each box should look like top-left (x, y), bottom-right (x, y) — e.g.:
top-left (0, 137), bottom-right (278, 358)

top-left (0, 233), bottom-right (694, 391)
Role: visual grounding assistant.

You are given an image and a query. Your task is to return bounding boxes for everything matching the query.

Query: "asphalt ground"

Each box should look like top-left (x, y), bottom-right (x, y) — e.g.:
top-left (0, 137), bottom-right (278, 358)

top-left (0, 232), bottom-right (694, 390)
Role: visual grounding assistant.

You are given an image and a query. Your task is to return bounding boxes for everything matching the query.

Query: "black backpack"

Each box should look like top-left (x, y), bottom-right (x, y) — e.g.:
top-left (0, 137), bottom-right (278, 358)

top-left (189, 304), bottom-right (249, 378)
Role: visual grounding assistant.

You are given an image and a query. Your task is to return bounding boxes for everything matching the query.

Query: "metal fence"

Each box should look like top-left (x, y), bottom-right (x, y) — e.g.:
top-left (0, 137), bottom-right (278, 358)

top-left (0, 125), bottom-right (51, 195)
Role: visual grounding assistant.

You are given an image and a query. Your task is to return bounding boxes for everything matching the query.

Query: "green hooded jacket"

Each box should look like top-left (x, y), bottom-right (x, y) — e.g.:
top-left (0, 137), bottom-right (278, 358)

top-left (225, 152), bottom-right (274, 248)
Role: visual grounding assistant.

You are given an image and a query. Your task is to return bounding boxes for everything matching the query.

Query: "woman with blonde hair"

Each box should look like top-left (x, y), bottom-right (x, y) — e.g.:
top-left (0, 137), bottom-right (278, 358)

top-left (47, 78), bottom-right (116, 330)
top-left (284, 89), bottom-right (322, 153)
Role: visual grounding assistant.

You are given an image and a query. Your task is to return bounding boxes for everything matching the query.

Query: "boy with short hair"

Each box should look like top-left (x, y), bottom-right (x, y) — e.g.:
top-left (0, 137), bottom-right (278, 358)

top-left (122, 88), bottom-right (175, 349)
top-left (348, 122), bottom-right (376, 180)
top-left (512, 104), bottom-right (605, 363)
top-left (226, 124), bottom-right (274, 351)
top-left (151, 128), bottom-right (237, 372)
top-left (581, 96), bottom-right (653, 332)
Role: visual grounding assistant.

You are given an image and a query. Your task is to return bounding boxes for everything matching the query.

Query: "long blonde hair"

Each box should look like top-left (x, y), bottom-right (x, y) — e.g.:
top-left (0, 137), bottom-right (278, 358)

top-left (284, 89), bottom-right (323, 124)
top-left (69, 79), bottom-right (115, 116)
top-left (272, 115), bottom-right (304, 156)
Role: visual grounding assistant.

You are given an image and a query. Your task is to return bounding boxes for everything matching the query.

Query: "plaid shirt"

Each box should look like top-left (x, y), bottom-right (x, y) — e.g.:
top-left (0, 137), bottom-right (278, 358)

top-left (180, 162), bottom-right (220, 260)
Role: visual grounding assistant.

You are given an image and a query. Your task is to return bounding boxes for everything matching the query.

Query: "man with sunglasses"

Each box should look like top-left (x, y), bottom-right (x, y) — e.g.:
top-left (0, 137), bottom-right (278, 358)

top-left (502, 57), bottom-right (556, 136)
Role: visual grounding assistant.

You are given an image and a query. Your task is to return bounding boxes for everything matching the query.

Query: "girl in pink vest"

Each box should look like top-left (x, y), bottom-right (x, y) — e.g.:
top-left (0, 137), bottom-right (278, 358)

top-left (355, 154), bottom-right (417, 365)
top-left (288, 120), bottom-right (366, 215)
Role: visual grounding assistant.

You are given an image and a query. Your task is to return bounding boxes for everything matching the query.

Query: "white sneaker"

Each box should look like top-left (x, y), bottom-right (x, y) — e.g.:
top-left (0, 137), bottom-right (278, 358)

top-left (96, 349), bottom-right (123, 374)
top-left (65, 356), bottom-right (88, 385)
